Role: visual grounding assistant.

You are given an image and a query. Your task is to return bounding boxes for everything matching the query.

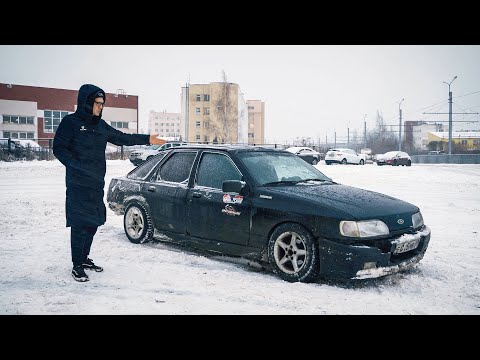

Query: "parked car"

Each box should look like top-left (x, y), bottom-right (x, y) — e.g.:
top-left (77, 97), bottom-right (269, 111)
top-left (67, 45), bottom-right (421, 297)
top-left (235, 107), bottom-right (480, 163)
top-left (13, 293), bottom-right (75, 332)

top-left (376, 151), bottom-right (411, 166)
top-left (285, 146), bottom-right (322, 165)
top-left (428, 150), bottom-right (445, 155)
top-left (325, 148), bottom-right (366, 165)
top-left (129, 141), bottom-right (187, 166)
top-left (107, 144), bottom-right (430, 283)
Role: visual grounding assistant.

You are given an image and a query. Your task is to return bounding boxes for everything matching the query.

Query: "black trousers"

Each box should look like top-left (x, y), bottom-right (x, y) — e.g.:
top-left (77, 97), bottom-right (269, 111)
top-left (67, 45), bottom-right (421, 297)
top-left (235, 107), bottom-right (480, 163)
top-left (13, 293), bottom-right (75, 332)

top-left (71, 226), bottom-right (98, 267)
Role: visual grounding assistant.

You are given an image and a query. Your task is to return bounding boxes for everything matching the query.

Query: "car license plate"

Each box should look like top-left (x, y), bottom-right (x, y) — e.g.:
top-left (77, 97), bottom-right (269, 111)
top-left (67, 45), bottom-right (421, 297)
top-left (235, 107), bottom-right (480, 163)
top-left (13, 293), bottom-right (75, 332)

top-left (394, 238), bottom-right (421, 254)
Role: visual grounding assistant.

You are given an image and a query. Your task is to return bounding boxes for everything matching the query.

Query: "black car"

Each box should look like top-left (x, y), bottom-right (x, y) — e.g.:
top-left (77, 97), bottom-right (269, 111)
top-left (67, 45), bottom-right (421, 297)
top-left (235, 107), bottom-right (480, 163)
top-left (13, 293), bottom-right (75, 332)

top-left (107, 145), bottom-right (430, 283)
top-left (285, 146), bottom-right (322, 165)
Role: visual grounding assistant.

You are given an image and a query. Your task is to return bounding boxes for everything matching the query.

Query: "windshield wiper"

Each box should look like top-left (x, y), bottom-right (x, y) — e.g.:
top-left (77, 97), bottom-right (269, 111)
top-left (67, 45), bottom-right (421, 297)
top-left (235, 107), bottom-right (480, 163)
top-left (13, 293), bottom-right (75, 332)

top-left (296, 178), bottom-right (336, 184)
top-left (262, 180), bottom-right (299, 187)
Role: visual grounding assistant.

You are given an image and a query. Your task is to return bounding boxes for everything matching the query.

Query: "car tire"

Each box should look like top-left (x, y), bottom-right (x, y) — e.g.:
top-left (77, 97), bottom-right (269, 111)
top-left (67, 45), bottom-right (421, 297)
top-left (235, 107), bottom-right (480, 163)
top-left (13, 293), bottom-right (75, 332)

top-left (267, 223), bottom-right (319, 283)
top-left (407, 160), bottom-right (412, 166)
top-left (123, 202), bottom-right (154, 244)
top-left (359, 159), bottom-right (364, 165)
top-left (393, 160), bottom-right (398, 166)
top-left (311, 159), bottom-right (318, 165)
top-left (341, 158), bottom-right (347, 165)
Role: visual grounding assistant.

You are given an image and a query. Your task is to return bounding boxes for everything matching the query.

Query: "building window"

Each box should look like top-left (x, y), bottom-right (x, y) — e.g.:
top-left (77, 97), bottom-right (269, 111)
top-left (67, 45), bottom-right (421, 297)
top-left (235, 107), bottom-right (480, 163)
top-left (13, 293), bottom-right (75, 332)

top-left (203, 121), bottom-right (209, 129)
top-left (203, 107), bottom-right (210, 115)
top-left (111, 121), bottom-right (129, 129)
top-left (3, 115), bottom-right (34, 124)
top-left (473, 140), bottom-right (480, 145)
top-left (196, 121), bottom-right (201, 128)
top-left (196, 134), bottom-right (201, 141)
top-left (248, 133), bottom-right (254, 138)
top-left (204, 135), bottom-right (209, 142)
top-left (44, 110), bottom-right (69, 133)
top-left (203, 94), bottom-right (210, 101)
top-left (196, 108), bottom-right (201, 115)
top-left (248, 106), bottom-right (254, 110)
top-left (461, 140), bottom-right (467, 145)
top-left (3, 131), bottom-right (34, 139)
top-left (196, 94), bottom-right (201, 101)
top-left (171, 123), bottom-right (174, 126)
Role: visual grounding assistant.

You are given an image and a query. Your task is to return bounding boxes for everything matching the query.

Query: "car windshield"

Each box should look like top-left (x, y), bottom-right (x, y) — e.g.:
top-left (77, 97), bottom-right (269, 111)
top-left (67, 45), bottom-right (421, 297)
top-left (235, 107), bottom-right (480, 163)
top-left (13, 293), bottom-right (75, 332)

top-left (237, 151), bottom-right (332, 186)
top-left (384, 151), bottom-right (399, 157)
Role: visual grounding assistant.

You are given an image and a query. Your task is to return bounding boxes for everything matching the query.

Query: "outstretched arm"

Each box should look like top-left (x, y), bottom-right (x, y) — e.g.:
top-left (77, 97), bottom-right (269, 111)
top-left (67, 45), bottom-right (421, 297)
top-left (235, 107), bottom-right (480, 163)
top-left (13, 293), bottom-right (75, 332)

top-left (105, 122), bottom-right (166, 146)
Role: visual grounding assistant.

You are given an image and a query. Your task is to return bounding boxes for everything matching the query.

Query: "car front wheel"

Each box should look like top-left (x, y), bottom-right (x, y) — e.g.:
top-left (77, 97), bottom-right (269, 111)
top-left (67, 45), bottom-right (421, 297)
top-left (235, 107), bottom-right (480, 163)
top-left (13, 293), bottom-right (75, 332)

top-left (359, 159), bottom-right (364, 165)
top-left (267, 223), bottom-right (319, 283)
top-left (311, 158), bottom-right (318, 165)
top-left (124, 202), bottom-right (154, 244)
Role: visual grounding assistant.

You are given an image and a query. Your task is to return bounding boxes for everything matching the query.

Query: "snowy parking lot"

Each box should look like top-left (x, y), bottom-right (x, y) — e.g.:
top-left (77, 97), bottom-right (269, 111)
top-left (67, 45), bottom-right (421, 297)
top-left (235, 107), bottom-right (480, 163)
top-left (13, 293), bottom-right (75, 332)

top-left (0, 159), bottom-right (479, 314)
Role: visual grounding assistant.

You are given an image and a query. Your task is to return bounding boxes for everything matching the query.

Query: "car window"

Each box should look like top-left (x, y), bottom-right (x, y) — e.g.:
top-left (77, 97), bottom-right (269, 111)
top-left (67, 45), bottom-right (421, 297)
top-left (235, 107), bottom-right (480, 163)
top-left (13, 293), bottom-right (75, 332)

top-left (157, 151), bottom-right (197, 183)
top-left (127, 152), bottom-right (167, 180)
top-left (195, 152), bottom-right (242, 189)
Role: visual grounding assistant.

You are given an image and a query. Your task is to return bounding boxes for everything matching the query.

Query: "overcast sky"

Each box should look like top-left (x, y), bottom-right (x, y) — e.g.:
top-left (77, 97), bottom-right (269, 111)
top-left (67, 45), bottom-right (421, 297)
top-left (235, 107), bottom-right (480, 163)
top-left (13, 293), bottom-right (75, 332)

top-left (1, 45), bottom-right (479, 144)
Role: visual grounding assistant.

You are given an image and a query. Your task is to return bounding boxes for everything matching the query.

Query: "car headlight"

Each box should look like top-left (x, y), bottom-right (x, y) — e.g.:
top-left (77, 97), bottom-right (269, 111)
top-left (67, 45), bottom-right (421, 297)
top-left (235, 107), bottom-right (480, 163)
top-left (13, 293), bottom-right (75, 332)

top-left (340, 220), bottom-right (389, 238)
top-left (412, 211), bottom-right (424, 229)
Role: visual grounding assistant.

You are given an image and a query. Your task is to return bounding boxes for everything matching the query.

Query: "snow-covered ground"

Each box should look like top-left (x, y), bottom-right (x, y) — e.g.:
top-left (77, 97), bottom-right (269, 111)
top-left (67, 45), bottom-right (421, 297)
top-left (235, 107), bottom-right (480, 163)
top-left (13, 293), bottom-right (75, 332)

top-left (1, 159), bottom-right (479, 314)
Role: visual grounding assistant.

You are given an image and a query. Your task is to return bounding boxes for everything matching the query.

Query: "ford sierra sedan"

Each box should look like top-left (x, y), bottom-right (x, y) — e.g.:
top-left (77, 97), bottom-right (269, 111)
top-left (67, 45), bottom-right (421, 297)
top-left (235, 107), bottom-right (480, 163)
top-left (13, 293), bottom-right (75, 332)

top-left (107, 145), bottom-right (430, 283)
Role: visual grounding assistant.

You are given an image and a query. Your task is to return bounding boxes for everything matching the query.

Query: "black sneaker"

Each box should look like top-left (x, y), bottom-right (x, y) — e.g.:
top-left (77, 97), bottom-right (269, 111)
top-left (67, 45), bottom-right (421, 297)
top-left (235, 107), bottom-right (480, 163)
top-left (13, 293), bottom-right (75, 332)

top-left (72, 265), bottom-right (89, 282)
top-left (82, 258), bottom-right (103, 272)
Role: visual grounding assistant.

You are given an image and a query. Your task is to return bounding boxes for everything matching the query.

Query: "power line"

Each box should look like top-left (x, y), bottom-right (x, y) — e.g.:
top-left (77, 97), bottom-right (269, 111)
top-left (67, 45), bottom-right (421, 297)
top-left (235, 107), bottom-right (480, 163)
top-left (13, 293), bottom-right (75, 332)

top-left (454, 90), bottom-right (480, 99)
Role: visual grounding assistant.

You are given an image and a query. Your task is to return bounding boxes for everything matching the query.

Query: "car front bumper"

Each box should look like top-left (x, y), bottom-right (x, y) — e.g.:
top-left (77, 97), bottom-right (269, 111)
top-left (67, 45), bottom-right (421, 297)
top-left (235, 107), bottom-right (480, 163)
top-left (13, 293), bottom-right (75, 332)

top-left (318, 226), bottom-right (431, 280)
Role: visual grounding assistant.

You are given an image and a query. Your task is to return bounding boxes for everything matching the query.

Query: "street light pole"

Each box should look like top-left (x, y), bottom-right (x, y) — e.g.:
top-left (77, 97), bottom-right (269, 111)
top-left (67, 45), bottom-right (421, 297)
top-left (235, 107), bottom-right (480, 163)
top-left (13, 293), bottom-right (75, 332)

top-left (443, 76), bottom-right (457, 155)
top-left (397, 98), bottom-right (404, 151)
top-left (347, 120), bottom-right (351, 148)
top-left (363, 114), bottom-right (367, 149)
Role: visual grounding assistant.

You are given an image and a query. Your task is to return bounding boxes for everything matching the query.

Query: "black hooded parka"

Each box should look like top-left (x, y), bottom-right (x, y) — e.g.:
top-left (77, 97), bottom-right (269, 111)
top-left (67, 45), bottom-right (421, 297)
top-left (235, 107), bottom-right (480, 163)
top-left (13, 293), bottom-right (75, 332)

top-left (53, 84), bottom-right (150, 227)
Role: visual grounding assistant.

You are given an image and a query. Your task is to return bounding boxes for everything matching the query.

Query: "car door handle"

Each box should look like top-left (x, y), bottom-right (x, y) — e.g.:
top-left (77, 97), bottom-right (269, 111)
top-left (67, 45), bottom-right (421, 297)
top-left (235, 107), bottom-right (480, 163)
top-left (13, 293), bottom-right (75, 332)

top-left (192, 192), bottom-right (202, 198)
top-left (147, 186), bottom-right (156, 192)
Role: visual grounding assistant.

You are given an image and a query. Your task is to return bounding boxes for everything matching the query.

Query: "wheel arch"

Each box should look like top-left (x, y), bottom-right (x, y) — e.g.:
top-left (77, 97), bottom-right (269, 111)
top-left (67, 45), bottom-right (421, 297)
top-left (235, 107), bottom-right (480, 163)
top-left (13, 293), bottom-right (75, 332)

top-left (123, 195), bottom-right (156, 228)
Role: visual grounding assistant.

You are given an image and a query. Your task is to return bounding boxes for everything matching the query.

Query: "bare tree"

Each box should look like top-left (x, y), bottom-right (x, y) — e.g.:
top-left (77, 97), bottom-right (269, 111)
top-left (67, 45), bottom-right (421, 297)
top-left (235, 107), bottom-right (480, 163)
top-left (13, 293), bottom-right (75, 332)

top-left (210, 70), bottom-right (237, 144)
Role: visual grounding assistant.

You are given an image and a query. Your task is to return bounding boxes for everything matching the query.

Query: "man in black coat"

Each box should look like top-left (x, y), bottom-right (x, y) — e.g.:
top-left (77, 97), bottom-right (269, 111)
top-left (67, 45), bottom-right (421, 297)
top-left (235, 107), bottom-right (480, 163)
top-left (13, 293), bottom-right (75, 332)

top-left (53, 84), bottom-right (165, 282)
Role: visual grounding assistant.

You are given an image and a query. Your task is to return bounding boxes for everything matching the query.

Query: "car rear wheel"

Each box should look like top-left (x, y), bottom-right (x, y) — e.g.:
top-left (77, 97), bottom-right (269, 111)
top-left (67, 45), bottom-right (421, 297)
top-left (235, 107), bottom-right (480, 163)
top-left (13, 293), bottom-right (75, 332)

top-left (124, 202), bottom-right (154, 244)
top-left (341, 158), bottom-right (347, 165)
top-left (359, 159), bottom-right (364, 165)
top-left (407, 160), bottom-right (412, 166)
top-left (393, 160), bottom-right (398, 166)
top-left (267, 223), bottom-right (319, 283)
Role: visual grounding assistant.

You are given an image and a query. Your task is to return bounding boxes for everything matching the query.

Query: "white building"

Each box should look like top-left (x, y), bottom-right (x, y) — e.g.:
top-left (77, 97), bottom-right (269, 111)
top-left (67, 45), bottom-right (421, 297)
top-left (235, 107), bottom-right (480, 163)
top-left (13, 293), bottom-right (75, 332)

top-left (148, 111), bottom-right (183, 141)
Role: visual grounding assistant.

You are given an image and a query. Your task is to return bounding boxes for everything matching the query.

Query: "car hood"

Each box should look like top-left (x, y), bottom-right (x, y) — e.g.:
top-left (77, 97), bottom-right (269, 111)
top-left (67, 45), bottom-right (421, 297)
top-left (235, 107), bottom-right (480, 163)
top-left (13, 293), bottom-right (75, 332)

top-left (264, 183), bottom-right (418, 219)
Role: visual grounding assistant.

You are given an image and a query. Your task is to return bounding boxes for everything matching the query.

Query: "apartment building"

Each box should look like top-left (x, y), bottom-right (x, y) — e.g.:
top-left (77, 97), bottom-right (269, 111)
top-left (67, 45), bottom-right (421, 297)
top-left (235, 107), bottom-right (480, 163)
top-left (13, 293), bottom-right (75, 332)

top-left (247, 100), bottom-right (265, 144)
top-left (181, 82), bottom-right (248, 144)
top-left (148, 110), bottom-right (183, 140)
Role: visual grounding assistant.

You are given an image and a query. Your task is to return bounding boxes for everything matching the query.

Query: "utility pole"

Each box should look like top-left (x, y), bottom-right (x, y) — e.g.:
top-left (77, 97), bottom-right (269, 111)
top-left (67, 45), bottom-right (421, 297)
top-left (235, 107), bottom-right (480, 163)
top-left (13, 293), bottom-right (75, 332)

top-left (334, 131), bottom-right (337, 148)
top-left (325, 134), bottom-right (328, 150)
top-left (363, 114), bottom-right (367, 149)
top-left (445, 76), bottom-right (456, 154)
top-left (347, 120), bottom-right (350, 148)
top-left (424, 76), bottom-right (478, 154)
top-left (397, 98), bottom-right (404, 151)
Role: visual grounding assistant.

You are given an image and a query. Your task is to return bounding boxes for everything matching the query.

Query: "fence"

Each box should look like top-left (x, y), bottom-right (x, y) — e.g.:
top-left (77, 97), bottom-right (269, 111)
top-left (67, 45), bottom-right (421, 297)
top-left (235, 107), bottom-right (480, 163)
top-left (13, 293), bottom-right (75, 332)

top-left (0, 139), bottom-right (314, 162)
top-left (412, 154), bottom-right (480, 164)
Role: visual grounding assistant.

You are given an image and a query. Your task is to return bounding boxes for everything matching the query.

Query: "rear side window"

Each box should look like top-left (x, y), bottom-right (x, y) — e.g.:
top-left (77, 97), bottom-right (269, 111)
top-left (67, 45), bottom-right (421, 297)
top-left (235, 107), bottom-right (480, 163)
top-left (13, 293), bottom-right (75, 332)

top-left (127, 152), bottom-right (167, 180)
top-left (157, 151), bottom-right (197, 183)
top-left (196, 152), bottom-right (242, 189)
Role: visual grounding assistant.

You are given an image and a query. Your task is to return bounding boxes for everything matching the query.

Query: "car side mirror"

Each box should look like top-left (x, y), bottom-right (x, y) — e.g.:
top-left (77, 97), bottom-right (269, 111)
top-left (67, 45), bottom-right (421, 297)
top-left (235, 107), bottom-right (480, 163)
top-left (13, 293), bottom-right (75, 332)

top-left (222, 180), bottom-right (244, 194)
